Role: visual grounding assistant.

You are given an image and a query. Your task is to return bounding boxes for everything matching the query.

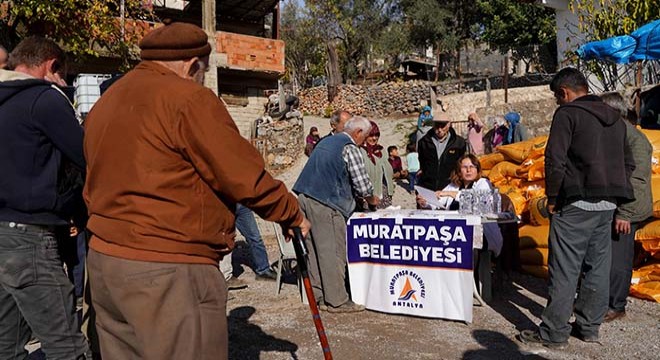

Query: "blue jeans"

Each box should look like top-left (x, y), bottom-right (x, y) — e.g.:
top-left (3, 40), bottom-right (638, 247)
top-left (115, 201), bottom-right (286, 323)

top-left (408, 171), bottom-right (418, 192)
top-left (235, 205), bottom-right (271, 274)
top-left (0, 226), bottom-right (89, 359)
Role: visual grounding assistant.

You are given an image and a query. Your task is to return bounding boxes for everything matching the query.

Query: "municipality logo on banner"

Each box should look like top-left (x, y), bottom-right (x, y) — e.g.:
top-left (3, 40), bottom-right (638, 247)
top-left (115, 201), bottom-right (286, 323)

top-left (390, 270), bottom-right (426, 309)
top-left (347, 214), bottom-right (476, 322)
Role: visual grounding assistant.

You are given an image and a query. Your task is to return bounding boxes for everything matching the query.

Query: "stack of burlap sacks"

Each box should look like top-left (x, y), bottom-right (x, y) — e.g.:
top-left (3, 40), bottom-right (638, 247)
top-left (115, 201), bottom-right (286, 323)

top-left (478, 130), bottom-right (660, 303)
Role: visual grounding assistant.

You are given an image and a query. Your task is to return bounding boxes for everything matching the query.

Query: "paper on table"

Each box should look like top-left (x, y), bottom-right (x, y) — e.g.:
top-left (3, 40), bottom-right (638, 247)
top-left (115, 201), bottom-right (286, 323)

top-left (415, 185), bottom-right (444, 209)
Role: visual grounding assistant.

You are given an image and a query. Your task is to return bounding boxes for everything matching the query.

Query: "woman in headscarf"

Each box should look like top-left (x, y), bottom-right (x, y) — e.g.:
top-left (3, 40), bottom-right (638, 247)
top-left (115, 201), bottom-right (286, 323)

top-left (503, 111), bottom-right (529, 144)
top-left (482, 116), bottom-right (509, 154)
top-left (359, 120), bottom-right (395, 209)
top-left (416, 105), bottom-right (433, 145)
top-left (467, 112), bottom-right (485, 155)
top-left (304, 126), bottom-right (320, 157)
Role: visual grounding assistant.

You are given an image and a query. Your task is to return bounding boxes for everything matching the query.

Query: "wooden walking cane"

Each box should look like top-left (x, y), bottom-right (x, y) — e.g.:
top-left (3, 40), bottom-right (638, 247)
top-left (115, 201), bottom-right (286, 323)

top-left (292, 228), bottom-right (333, 360)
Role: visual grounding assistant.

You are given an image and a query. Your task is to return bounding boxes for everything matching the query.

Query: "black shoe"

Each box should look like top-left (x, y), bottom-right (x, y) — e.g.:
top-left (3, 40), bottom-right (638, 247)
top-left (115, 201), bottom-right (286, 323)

top-left (226, 277), bottom-right (248, 290)
top-left (518, 330), bottom-right (568, 349)
top-left (604, 309), bottom-right (626, 322)
top-left (570, 323), bottom-right (600, 343)
top-left (255, 268), bottom-right (278, 281)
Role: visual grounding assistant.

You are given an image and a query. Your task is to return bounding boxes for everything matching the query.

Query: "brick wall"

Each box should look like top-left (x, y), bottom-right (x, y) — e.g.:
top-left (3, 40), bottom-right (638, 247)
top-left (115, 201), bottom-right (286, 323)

top-left (224, 87), bottom-right (266, 139)
top-left (215, 31), bottom-right (285, 74)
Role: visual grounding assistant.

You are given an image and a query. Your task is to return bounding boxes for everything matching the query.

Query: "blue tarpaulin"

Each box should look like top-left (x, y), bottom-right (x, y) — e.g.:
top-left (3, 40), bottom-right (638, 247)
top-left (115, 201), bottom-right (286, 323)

top-left (577, 19), bottom-right (660, 64)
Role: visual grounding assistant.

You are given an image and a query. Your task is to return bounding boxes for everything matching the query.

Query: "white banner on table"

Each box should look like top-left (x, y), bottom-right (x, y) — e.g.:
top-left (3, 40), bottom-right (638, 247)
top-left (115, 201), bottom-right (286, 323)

top-left (347, 212), bottom-right (476, 322)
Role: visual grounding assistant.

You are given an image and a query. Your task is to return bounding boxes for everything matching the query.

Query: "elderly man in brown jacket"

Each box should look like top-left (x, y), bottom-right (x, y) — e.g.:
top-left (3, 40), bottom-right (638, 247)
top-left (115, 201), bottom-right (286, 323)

top-left (84, 22), bottom-right (310, 360)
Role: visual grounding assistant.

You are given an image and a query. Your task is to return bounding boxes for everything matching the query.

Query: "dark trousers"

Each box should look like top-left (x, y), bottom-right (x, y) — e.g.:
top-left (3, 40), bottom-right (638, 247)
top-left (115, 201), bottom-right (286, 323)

top-left (609, 222), bottom-right (638, 312)
top-left (88, 248), bottom-right (227, 360)
top-left (73, 231), bottom-right (87, 298)
top-left (539, 205), bottom-right (614, 343)
top-left (0, 226), bottom-right (89, 360)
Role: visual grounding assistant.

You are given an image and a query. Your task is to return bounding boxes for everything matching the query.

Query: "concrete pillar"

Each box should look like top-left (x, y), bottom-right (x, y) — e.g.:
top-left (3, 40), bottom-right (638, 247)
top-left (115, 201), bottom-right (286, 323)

top-left (202, 0), bottom-right (219, 94)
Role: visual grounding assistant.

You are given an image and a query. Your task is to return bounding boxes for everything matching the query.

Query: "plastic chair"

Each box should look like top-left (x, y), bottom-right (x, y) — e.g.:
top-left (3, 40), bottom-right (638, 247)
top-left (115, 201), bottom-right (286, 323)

top-left (272, 224), bottom-right (308, 303)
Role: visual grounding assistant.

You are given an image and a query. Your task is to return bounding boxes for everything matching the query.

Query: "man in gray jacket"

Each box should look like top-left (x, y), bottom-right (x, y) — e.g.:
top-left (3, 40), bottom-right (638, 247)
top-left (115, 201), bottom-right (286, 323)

top-left (601, 92), bottom-right (653, 322)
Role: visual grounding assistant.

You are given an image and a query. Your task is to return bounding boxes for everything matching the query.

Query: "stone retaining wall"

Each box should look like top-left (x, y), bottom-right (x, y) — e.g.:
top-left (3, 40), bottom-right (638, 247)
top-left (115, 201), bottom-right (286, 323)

top-left (299, 75), bottom-right (555, 118)
top-left (253, 116), bottom-right (304, 174)
top-left (473, 98), bottom-right (557, 139)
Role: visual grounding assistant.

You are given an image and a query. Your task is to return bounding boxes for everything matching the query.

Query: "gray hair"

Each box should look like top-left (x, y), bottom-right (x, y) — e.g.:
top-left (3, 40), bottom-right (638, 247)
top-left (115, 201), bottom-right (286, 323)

top-left (330, 110), bottom-right (351, 125)
top-left (343, 116), bottom-right (372, 134)
top-left (600, 92), bottom-right (628, 118)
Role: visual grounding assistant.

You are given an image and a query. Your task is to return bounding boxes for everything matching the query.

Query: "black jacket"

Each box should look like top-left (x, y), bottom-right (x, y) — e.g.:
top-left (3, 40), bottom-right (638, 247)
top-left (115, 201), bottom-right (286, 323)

top-left (544, 95), bottom-right (634, 207)
top-left (417, 127), bottom-right (467, 191)
top-left (0, 70), bottom-right (85, 225)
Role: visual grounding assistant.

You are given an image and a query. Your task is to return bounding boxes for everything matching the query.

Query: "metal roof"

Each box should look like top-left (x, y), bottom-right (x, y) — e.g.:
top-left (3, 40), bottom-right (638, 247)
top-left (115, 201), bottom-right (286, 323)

top-left (218, 0), bottom-right (278, 22)
top-left (182, 0), bottom-right (279, 23)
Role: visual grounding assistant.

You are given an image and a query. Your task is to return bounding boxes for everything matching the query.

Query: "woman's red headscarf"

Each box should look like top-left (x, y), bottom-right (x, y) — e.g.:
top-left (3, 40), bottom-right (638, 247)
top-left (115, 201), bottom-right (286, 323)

top-left (362, 120), bottom-right (383, 164)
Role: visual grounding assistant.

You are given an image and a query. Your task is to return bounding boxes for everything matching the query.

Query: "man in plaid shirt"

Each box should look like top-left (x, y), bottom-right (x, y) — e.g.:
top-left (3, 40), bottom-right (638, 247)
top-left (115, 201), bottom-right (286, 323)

top-left (294, 116), bottom-right (379, 313)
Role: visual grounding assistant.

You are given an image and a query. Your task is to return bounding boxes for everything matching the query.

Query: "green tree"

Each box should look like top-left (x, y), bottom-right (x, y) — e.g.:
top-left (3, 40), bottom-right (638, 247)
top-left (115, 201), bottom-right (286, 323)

top-left (569, 0), bottom-right (660, 90)
top-left (570, 0), bottom-right (660, 40)
top-left (306, 0), bottom-right (400, 82)
top-left (281, 0), bottom-right (326, 88)
top-left (477, 0), bottom-right (556, 72)
top-left (399, 0), bottom-right (480, 79)
top-left (1, 0), bottom-right (155, 65)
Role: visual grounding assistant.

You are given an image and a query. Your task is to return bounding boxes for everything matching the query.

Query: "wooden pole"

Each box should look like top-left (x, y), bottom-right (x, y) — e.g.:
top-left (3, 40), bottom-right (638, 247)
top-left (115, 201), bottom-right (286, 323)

top-left (504, 56), bottom-right (509, 104)
top-left (486, 78), bottom-right (491, 107)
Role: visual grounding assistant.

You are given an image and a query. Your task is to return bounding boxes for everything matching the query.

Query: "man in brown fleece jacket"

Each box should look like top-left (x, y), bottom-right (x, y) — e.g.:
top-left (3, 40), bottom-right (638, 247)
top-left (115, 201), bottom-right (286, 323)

top-left (83, 22), bottom-right (310, 360)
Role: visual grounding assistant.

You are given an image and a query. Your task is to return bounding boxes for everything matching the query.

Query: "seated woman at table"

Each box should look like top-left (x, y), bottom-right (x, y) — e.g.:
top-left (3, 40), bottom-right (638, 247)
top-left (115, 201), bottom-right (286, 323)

top-left (417, 153), bottom-right (492, 210)
top-left (417, 154), bottom-right (508, 303)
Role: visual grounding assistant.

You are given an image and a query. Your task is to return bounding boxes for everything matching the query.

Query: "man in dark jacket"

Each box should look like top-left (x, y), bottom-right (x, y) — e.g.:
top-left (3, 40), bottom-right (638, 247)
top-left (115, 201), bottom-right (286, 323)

top-left (600, 92), bottom-right (653, 322)
top-left (0, 37), bottom-right (89, 359)
top-left (417, 114), bottom-right (467, 191)
top-left (520, 68), bottom-right (634, 349)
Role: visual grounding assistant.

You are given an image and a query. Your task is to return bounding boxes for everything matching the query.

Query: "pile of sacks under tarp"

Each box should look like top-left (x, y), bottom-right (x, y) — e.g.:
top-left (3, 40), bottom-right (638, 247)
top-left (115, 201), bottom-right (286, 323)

top-left (478, 131), bottom-right (660, 303)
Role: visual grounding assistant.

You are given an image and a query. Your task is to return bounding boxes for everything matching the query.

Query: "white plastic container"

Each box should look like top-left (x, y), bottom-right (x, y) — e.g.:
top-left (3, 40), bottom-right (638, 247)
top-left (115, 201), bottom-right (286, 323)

top-left (74, 74), bottom-right (112, 115)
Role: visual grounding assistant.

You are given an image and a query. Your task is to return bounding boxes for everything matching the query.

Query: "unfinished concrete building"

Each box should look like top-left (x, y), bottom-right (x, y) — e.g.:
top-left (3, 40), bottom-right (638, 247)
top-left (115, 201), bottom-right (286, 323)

top-left (153, 0), bottom-right (285, 138)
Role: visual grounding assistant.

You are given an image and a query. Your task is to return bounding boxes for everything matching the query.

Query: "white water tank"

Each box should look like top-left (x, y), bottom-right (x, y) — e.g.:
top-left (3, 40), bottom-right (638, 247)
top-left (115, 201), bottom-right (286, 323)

top-left (73, 74), bottom-right (112, 115)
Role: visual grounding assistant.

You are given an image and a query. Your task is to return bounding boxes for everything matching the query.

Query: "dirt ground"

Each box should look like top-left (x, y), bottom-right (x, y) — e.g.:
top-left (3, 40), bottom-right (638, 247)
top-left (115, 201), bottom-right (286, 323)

top-left (226, 116), bottom-right (660, 360)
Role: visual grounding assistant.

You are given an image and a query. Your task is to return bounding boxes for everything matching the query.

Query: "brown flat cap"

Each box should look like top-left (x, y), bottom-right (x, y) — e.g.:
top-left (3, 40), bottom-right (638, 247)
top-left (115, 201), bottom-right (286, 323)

top-left (139, 22), bottom-right (211, 61)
